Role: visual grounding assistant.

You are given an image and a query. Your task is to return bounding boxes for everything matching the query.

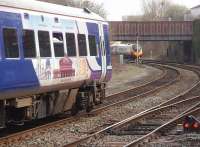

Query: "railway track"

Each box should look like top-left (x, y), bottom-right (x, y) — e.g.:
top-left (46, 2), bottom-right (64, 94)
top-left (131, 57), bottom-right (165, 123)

top-left (0, 63), bottom-right (181, 146)
top-left (64, 63), bottom-right (200, 147)
top-left (68, 96), bottom-right (200, 147)
top-left (125, 97), bottom-right (200, 147)
top-left (94, 64), bottom-right (180, 112)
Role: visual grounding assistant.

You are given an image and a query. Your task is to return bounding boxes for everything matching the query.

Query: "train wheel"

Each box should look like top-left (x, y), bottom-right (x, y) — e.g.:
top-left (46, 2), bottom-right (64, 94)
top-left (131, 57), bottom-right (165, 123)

top-left (100, 88), bottom-right (106, 104)
top-left (71, 103), bottom-right (79, 116)
top-left (93, 92), bottom-right (100, 105)
top-left (86, 92), bottom-right (94, 113)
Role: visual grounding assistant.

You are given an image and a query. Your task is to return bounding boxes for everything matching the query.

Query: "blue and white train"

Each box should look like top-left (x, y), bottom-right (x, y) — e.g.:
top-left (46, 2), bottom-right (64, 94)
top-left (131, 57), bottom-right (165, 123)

top-left (0, 0), bottom-right (112, 127)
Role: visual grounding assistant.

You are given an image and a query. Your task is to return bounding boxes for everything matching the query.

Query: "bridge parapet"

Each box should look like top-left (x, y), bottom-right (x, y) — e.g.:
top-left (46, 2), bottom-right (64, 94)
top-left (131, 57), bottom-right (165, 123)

top-left (109, 21), bottom-right (193, 41)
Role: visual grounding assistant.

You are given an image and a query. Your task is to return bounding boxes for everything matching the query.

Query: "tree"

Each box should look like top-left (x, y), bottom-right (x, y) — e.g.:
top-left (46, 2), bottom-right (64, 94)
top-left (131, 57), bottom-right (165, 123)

top-left (80, 1), bottom-right (107, 19)
top-left (142, 0), bottom-right (188, 21)
top-left (39, 0), bottom-right (107, 19)
top-left (142, 0), bottom-right (171, 21)
top-left (165, 4), bottom-right (188, 21)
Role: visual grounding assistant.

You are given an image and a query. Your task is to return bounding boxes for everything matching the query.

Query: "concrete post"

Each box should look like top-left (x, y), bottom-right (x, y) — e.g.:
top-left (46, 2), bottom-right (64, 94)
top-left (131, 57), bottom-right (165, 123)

top-left (119, 54), bottom-right (124, 64)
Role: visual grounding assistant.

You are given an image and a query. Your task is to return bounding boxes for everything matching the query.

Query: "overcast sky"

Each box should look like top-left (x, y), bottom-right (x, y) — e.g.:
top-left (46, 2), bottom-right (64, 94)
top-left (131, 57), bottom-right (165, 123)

top-left (94, 0), bottom-right (200, 20)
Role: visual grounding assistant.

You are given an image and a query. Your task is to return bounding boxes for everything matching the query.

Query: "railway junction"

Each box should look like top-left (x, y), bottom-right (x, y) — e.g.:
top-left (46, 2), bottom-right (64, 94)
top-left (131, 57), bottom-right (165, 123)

top-left (1, 0), bottom-right (200, 147)
top-left (1, 57), bottom-right (200, 147)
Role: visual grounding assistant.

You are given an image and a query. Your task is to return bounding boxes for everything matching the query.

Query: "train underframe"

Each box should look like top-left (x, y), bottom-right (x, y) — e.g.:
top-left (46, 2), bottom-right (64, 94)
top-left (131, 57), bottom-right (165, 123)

top-left (0, 82), bottom-right (106, 128)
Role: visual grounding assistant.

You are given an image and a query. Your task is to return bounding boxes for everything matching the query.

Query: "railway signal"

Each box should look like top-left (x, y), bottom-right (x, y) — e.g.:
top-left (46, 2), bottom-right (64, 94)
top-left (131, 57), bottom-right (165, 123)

top-left (183, 115), bottom-right (200, 133)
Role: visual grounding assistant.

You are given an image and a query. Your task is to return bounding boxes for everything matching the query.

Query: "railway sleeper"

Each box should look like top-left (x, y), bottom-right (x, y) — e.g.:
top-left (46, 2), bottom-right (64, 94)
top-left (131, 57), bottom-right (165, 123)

top-left (107, 123), bottom-right (161, 136)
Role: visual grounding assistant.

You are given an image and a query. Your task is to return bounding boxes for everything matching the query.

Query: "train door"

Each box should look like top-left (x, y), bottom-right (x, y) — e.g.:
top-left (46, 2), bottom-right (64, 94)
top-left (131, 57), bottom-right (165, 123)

top-left (99, 23), bottom-right (107, 81)
top-left (0, 11), bottom-right (39, 90)
top-left (103, 24), bottom-right (111, 72)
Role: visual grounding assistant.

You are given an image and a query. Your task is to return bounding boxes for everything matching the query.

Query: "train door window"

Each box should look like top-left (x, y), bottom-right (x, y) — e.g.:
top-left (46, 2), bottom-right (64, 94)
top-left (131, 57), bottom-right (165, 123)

top-left (38, 31), bottom-right (51, 57)
top-left (53, 32), bottom-right (64, 57)
top-left (22, 30), bottom-right (36, 58)
top-left (66, 33), bottom-right (76, 57)
top-left (78, 34), bottom-right (87, 56)
top-left (3, 28), bottom-right (19, 58)
top-left (88, 35), bottom-right (97, 56)
top-left (24, 13), bottom-right (29, 20)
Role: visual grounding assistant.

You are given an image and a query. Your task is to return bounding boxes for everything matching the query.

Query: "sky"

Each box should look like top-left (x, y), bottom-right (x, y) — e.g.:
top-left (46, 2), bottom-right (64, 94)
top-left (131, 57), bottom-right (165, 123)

top-left (94, 0), bottom-right (200, 20)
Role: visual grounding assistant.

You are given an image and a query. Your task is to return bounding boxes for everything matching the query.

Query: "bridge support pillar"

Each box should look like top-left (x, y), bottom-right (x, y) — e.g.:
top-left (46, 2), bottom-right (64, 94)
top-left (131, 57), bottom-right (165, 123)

top-left (167, 41), bottom-right (192, 63)
top-left (183, 41), bottom-right (192, 63)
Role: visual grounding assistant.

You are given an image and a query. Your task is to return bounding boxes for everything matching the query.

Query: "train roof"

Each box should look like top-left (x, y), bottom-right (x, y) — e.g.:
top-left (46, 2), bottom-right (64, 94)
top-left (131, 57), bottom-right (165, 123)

top-left (0, 0), bottom-right (106, 22)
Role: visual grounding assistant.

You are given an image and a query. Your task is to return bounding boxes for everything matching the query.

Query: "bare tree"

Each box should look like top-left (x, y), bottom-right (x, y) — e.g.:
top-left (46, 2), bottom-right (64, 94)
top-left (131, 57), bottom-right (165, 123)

top-left (165, 4), bottom-right (188, 21)
top-left (142, 0), bottom-right (188, 21)
top-left (80, 1), bottom-right (107, 19)
top-left (39, 0), bottom-right (107, 19)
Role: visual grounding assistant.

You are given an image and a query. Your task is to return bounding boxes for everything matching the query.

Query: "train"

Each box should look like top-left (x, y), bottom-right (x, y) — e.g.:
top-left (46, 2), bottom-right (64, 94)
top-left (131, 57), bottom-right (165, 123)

top-left (111, 43), bottom-right (143, 60)
top-left (0, 0), bottom-right (112, 128)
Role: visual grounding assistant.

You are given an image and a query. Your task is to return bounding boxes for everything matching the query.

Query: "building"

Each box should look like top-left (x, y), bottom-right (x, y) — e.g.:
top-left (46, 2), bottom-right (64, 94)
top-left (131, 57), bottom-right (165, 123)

top-left (185, 5), bottom-right (200, 21)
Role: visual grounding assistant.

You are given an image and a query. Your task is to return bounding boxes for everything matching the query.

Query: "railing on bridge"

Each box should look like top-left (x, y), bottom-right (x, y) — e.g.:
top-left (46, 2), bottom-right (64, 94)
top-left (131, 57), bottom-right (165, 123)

top-left (109, 21), bottom-right (193, 41)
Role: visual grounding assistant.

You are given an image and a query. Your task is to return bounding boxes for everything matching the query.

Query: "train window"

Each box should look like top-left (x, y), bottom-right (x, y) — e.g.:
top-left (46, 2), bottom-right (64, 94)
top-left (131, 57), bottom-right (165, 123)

top-left (78, 34), bottom-right (87, 56)
top-left (41, 15), bottom-right (44, 22)
top-left (66, 33), bottom-right (76, 57)
top-left (22, 30), bottom-right (36, 58)
top-left (88, 35), bottom-right (97, 56)
top-left (54, 17), bottom-right (59, 23)
top-left (24, 13), bottom-right (29, 20)
top-left (38, 31), bottom-right (51, 57)
top-left (3, 28), bottom-right (19, 58)
top-left (53, 32), bottom-right (64, 57)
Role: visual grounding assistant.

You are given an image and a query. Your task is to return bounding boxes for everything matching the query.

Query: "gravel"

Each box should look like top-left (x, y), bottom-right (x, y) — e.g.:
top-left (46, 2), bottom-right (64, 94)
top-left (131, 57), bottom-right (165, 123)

top-left (107, 64), bottom-right (163, 95)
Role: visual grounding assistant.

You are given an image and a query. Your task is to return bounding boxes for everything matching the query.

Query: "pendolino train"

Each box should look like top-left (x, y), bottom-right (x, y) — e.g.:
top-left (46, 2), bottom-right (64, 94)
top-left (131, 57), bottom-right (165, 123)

top-left (111, 43), bottom-right (143, 60)
top-left (0, 0), bottom-right (112, 128)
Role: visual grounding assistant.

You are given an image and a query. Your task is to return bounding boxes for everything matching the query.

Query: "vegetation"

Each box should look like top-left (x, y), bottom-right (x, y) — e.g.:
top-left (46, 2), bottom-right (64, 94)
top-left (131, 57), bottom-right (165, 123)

top-left (142, 0), bottom-right (188, 21)
top-left (39, 0), bottom-right (107, 19)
